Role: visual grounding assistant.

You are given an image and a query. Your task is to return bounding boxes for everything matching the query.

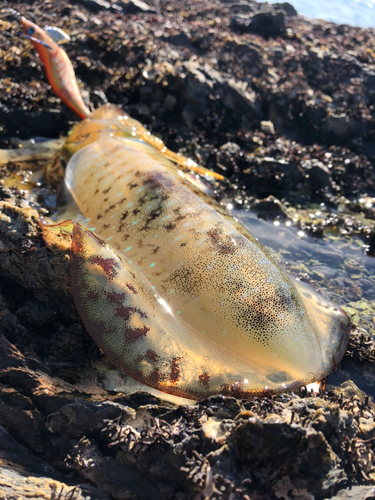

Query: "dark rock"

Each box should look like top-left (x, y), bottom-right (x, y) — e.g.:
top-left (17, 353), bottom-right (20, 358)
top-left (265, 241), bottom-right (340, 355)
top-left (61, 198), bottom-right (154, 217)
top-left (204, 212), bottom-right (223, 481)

top-left (0, 106), bottom-right (70, 142)
top-left (46, 400), bottom-right (125, 437)
top-left (163, 94), bottom-right (177, 111)
top-left (360, 141), bottom-right (375, 159)
top-left (229, 3), bottom-right (254, 14)
top-left (273, 2), bottom-right (297, 16)
top-left (323, 113), bottom-right (358, 139)
top-left (178, 61), bottom-right (218, 118)
top-left (119, 0), bottom-right (157, 14)
top-left (253, 196), bottom-right (291, 220)
top-left (162, 32), bottom-right (194, 50)
top-left (363, 69), bottom-right (375, 89)
top-left (301, 159), bottom-right (332, 188)
top-left (270, 46), bottom-right (285, 60)
top-left (222, 37), bottom-right (265, 76)
top-left (176, 61), bottom-right (261, 126)
top-left (338, 53), bottom-right (363, 76)
top-left (305, 46), bottom-right (327, 72)
top-left (367, 227), bottom-right (375, 257)
top-left (230, 11), bottom-right (285, 38)
top-left (243, 157), bottom-right (303, 192)
top-left (223, 37), bottom-right (263, 62)
top-left (199, 395), bottom-right (242, 418)
top-left (220, 78), bottom-right (261, 120)
top-left (232, 418), bottom-right (339, 493)
top-left (76, 0), bottom-right (112, 12)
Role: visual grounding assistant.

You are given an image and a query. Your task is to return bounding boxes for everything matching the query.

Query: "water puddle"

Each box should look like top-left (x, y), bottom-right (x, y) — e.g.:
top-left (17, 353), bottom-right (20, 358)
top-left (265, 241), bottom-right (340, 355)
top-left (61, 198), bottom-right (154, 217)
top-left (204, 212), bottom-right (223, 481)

top-left (232, 208), bottom-right (375, 397)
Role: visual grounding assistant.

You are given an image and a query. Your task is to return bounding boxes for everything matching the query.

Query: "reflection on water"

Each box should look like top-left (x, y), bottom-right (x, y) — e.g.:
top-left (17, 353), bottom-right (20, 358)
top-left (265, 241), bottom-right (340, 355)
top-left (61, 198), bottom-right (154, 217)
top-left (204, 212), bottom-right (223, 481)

top-left (263, 0), bottom-right (375, 28)
top-left (232, 208), bottom-right (375, 397)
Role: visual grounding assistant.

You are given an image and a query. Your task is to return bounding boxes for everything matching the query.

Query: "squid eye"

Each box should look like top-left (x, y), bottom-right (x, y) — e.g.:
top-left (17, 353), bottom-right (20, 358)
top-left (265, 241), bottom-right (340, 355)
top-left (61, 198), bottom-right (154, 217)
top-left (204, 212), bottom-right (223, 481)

top-left (28, 27), bottom-right (35, 35)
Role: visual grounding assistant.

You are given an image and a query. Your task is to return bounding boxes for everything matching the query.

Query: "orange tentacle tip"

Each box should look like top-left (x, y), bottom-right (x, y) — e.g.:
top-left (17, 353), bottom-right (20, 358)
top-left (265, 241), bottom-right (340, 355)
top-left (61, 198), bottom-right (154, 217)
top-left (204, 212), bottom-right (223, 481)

top-left (20, 17), bottom-right (91, 120)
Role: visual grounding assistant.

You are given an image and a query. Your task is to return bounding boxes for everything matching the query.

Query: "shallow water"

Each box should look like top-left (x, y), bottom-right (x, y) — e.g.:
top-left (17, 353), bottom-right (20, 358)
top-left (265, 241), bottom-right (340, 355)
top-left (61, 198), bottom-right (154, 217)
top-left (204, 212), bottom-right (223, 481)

top-left (232, 208), bottom-right (375, 397)
top-left (263, 0), bottom-right (375, 28)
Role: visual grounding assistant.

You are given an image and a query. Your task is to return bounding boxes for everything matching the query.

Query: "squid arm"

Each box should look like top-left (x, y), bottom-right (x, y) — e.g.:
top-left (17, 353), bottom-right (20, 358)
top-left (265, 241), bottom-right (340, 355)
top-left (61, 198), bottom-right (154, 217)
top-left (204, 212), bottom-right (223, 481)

top-left (18, 16), bottom-right (224, 180)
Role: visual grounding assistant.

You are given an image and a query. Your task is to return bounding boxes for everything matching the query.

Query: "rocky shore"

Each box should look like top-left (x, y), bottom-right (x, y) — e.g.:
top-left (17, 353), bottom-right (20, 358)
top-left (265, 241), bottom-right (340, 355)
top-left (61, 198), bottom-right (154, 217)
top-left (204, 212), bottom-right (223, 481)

top-left (0, 0), bottom-right (375, 499)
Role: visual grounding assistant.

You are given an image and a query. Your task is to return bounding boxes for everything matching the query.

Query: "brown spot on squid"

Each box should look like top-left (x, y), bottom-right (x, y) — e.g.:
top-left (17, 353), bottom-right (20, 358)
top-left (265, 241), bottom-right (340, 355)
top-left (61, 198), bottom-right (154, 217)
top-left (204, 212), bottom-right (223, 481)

top-left (90, 256), bottom-right (119, 281)
top-left (145, 350), bottom-right (159, 362)
top-left (170, 357), bottom-right (181, 384)
top-left (198, 372), bottom-right (210, 387)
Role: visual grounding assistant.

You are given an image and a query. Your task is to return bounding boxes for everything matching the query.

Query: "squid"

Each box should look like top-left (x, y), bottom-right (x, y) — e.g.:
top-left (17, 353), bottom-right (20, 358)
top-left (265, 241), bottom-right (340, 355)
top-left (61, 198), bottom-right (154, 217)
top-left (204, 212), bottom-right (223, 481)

top-left (0, 11), bottom-right (352, 400)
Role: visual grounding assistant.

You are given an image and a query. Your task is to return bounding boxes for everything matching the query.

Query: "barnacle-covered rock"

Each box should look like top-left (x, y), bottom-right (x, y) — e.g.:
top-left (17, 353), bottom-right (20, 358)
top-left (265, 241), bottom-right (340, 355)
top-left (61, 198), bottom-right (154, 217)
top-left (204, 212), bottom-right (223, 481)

top-left (0, 0), bottom-right (375, 498)
top-left (0, 201), bottom-right (76, 318)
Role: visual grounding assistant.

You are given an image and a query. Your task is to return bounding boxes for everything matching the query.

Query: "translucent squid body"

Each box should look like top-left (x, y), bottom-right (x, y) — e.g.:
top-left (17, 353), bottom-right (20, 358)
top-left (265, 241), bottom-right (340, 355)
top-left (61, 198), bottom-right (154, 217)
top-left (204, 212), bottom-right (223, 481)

top-left (2, 14), bottom-right (351, 400)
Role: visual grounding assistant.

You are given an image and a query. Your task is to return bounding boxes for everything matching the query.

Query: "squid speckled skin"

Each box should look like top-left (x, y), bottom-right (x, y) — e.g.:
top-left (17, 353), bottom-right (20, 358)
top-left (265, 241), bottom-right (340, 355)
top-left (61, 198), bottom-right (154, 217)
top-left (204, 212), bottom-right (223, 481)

top-left (2, 15), bottom-right (352, 400)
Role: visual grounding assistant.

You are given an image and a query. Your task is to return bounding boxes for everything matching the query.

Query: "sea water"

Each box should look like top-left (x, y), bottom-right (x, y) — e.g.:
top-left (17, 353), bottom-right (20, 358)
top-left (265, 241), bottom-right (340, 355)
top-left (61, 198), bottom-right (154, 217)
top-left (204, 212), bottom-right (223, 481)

top-left (263, 0), bottom-right (375, 28)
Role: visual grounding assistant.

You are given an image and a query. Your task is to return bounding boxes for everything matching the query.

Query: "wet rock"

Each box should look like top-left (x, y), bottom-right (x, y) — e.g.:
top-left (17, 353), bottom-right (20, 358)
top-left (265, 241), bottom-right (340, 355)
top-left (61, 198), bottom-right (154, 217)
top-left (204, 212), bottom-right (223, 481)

top-left (309, 244), bottom-right (344, 264)
top-left (253, 196), bottom-right (291, 220)
top-left (230, 11), bottom-right (285, 38)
